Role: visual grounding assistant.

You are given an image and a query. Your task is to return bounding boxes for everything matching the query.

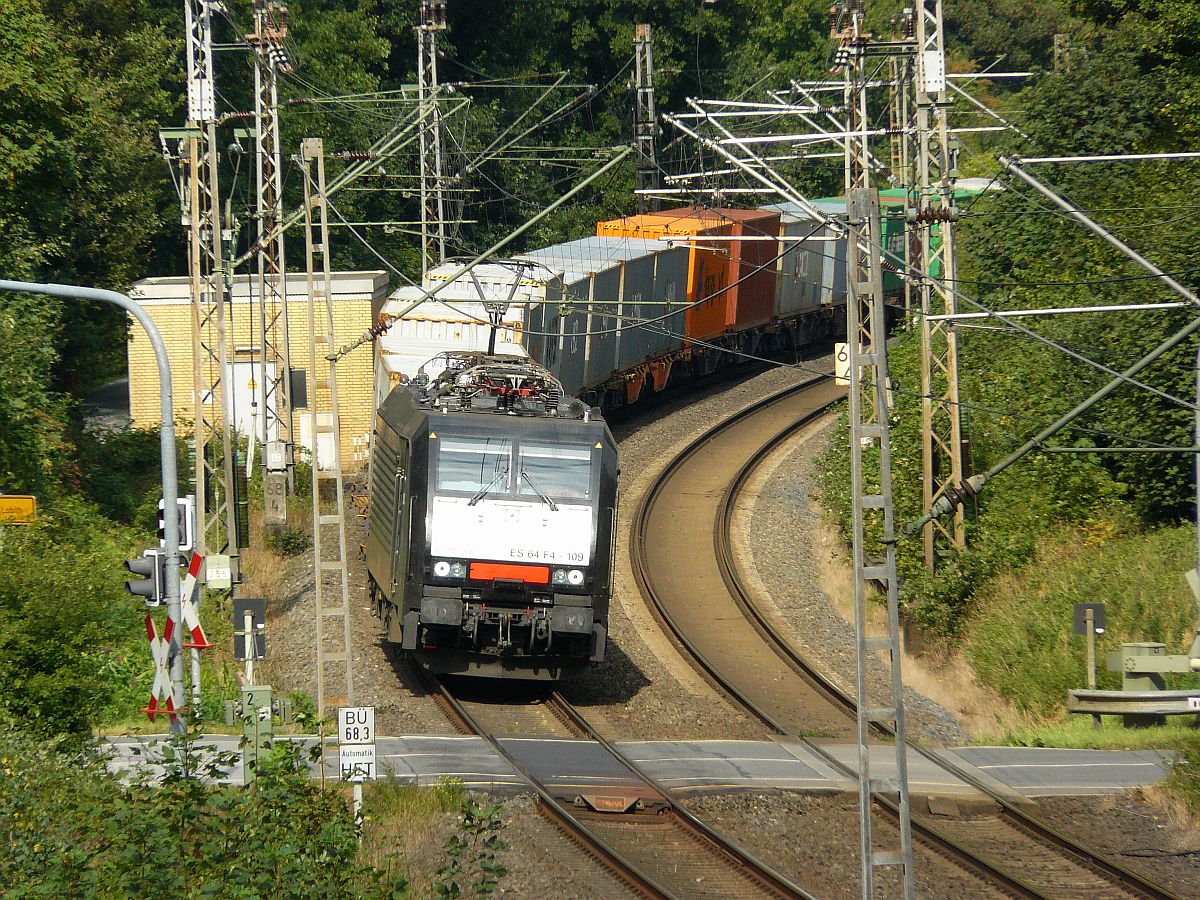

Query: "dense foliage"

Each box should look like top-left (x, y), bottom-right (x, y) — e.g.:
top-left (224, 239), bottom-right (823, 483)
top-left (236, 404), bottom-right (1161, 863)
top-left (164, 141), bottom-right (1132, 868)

top-left (964, 526), bottom-right (1198, 717)
top-left (0, 3), bottom-right (864, 885)
top-left (0, 0), bottom-right (853, 742)
top-left (0, 734), bottom-right (405, 897)
top-left (823, 2), bottom-right (1200, 640)
top-left (4, 0), bottom-right (1200, 857)
top-left (0, 501), bottom-right (151, 738)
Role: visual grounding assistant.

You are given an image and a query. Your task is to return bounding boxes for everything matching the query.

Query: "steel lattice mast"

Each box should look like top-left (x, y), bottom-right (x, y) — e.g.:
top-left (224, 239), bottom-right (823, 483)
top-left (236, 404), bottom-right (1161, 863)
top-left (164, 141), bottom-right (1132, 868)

top-left (833, 1), bottom-right (916, 895)
top-left (249, 1), bottom-right (295, 509)
top-left (914, 0), bottom-right (966, 565)
top-left (888, 8), bottom-right (916, 324)
top-left (634, 23), bottom-right (661, 212)
top-left (183, 0), bottom-right (239, 563)
top-left (417, 0), bottom-right (449, 276)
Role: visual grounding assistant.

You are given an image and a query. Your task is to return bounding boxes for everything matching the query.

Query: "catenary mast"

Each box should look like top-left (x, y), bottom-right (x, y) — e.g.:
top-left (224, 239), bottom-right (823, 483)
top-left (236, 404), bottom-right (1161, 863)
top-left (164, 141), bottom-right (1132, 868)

top-left (183, 0), bottom-right (240, 564)
top-left (417, 0), bottom-right (449, 276)
top-left (249, 1), bottom-right (296, 516)
top-left (914, 0), bottom-right (966, 566)
top-left (834, 1), bottom-right (916, 895)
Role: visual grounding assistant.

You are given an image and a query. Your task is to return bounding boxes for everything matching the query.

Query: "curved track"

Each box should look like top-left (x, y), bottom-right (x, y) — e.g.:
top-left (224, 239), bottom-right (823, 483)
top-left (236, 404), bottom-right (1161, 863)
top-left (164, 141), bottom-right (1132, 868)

top-left (423, 671), bottom-right (811, 899)
top-left (631, 374), bottom-right (1179, 900)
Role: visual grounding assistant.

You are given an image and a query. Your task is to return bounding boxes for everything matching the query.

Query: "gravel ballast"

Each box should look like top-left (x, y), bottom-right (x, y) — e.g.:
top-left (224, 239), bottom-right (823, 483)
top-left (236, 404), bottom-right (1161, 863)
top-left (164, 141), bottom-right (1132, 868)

top-left (684, 791), bottom-right (1002, 899)
top-left (736, 415), bottom-right (970, 746)
top-left (250, 353), bottom-right (1200, 895)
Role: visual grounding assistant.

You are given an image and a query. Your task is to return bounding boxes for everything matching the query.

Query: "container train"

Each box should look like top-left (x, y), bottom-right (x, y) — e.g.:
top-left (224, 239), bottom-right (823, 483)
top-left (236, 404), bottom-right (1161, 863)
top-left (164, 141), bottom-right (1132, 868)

top-left (367, 198), bottom-right (935, 677)
top-left (368, 351), bottom-right (618, 679)
top-left (366, 203), bottom-right (847, 678)
top-left (371, 185), bottom-right (990, 406)
top-left (373, 201), bottom-right (894, 408)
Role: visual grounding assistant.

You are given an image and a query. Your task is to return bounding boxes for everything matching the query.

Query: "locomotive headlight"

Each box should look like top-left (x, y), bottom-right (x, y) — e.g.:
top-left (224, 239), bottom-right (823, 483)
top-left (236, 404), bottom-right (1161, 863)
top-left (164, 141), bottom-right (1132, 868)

top-left (433, 560), bottom-right (451, 577)
top-left (552, 568), bottom-right (568, 585)
top-left (567, 569), bottom-right (585, 586)
top-left (450, 562), bottom-right (466, 578)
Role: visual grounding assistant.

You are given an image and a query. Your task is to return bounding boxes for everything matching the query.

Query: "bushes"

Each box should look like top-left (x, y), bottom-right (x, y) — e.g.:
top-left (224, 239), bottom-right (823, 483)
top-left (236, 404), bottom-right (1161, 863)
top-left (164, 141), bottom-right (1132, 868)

top-left (436, 800), bottom-right (509, 898)
top-left (0, 499), bottom-right (149, 737)
top-left (70, 426), bottom-right (185, 526)
top-left (0, 733), bottom-right (407, 897)
top-left (269, 526), bottom-right (313, 558)
top-left (963, 525), bottom-right (1198, 717)
top-left (817, 323), bottom-right (1133, 637)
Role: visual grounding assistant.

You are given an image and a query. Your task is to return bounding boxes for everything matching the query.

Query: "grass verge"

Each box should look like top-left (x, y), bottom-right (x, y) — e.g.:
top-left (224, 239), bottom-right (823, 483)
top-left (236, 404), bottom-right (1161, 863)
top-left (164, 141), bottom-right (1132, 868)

top-left (962, 524), bottom-right (1198, 721)
top-left (983, 716), bottom-right (1200, 751)
top-left (360, 778), bottom-right (468, 893)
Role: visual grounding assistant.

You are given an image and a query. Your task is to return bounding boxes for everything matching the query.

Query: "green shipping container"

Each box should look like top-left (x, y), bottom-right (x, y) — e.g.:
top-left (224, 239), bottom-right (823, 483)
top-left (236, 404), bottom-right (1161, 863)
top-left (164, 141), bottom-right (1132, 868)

top-left (878, 186), bottom-right (983, 283)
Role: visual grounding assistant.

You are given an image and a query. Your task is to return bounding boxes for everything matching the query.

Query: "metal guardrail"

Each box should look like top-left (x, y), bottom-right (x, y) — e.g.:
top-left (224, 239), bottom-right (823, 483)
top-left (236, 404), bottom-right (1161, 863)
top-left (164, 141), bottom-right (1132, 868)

top-left (1069, 689), bottom-right (1200, 716)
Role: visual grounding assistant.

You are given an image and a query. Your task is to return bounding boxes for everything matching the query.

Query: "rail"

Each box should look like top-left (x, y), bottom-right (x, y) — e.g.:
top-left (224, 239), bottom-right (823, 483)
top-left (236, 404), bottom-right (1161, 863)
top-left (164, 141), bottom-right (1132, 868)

top-left (421, 669), bottom-right (809, 899)
top-left (631, 375), bottom-right (1180, 900)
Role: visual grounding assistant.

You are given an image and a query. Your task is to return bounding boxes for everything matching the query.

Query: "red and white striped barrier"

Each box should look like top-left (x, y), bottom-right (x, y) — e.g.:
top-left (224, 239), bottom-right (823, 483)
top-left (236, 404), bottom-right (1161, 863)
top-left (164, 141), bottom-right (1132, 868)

top-left (142, 615), bottom-right (181, 722)
top-left (180, 551), bottom-right (210, 649)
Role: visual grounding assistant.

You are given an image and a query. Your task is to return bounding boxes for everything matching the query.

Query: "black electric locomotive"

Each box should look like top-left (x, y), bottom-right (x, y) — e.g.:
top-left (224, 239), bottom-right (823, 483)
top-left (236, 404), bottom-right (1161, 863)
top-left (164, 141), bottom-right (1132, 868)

top-left (367, 352), bottom-right (618, 679)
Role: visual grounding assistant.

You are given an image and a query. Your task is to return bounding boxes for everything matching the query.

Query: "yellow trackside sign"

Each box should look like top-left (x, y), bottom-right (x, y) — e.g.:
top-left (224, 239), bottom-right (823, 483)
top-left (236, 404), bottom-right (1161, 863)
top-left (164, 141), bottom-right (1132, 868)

top-left (0, 495), bottom-right (37, 525)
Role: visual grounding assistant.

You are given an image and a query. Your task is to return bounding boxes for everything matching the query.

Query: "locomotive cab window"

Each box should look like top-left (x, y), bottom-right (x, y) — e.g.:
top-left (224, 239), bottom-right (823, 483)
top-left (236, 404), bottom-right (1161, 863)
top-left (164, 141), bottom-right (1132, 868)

top-left (517, 444), bottom-right (593, 501)
top-left (436, 436), bottom-right (512, 493)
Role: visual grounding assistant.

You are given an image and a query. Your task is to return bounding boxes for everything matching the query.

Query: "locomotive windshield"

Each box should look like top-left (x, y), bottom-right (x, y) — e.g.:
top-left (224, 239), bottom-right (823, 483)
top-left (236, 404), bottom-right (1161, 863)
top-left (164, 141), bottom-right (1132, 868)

top-left (434, 436), bottom-right (593, 502)
top-left (517, 444), bottom-right (592, 500)
top-left (436, 436), bottom-right (512, 493)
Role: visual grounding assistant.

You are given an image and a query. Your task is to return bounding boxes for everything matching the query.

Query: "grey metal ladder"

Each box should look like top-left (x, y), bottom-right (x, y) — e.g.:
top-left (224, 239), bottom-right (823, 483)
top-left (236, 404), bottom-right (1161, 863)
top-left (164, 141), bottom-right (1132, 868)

top-left (300, 136), bottom-right (354, 718)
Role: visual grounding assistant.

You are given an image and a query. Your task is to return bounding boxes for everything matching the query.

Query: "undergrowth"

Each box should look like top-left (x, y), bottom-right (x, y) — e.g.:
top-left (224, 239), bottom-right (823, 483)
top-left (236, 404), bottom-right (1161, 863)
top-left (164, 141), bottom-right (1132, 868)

top-left (964, 525), bottom-right (1199, 720)
top-left (360, 777), bottom-right (468, 888)
top-left (0, 732), bottom-right (408, 897)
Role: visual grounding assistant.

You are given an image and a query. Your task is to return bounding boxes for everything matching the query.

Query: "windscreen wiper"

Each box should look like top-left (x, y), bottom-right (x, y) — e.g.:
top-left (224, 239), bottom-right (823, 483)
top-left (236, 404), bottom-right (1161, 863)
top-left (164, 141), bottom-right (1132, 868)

top-left (520, 469), bottom-right (558, 511)
top-left (467, 469), bottom-right (508, 506)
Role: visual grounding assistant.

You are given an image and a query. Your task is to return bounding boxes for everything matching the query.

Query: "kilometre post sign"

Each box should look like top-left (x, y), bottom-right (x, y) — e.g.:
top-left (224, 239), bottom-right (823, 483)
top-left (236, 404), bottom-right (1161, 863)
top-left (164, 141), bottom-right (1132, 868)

top-left (0, 495), bottom-right (37, 525)
top-left (338, 706), bottom-right (375, 744)
top-left (338, 706), bottom-right (377, 782)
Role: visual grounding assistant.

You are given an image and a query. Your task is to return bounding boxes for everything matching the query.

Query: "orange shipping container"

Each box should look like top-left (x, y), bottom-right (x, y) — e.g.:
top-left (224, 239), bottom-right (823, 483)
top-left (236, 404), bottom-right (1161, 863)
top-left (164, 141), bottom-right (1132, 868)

top-left (597, 209), bottom-right (732, 340)
top-left (712, 208), bottom-right (780, 331)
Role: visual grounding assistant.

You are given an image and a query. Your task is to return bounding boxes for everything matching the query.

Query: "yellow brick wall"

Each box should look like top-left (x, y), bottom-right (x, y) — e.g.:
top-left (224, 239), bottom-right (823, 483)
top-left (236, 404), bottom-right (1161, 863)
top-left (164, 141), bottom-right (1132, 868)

top-left (127, 297), bottom-right (376, 470)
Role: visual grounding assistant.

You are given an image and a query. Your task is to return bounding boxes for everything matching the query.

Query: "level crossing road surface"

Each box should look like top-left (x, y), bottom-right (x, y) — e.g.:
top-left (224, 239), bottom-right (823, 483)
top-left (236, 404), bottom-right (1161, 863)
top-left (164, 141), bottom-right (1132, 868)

top-left (102, 735), bottom-right (1169, 798)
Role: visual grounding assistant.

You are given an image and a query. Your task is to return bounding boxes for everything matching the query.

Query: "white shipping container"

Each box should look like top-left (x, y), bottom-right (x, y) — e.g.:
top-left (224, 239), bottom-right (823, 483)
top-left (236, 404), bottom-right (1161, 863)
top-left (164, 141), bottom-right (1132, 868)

top-left (377, 260), bottom-right (561, 384)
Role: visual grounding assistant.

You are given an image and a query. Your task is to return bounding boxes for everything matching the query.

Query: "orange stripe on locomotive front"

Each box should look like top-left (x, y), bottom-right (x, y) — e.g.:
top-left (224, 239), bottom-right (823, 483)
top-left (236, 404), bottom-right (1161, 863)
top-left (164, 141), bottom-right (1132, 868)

top-left (468, 562), bottom-right (552, 584)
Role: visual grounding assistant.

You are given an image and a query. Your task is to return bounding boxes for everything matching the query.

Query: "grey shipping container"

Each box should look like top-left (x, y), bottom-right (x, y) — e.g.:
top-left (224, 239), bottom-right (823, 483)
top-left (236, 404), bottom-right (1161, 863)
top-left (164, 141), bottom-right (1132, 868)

top-left (761, 200), bottom-right (848, 314)
top-left (617, 246), bottom-right (688, 372)
top-left (584, 265), bottom-right (621, 390)
top-left (777, 218), bottom-right (833, 316)
top-left (556, 284), bottom-right (589, 398)
top-left (615, 252), bottom-right (660, 369)
top-left (527, 287), bottom-right (563, 386)
top-left (827, 229), bottom-right (848, 307)
top-left (763, 200), bottom-right (840, 316)
top-left (521, 236), bottom-right (692, 399)
top-left (519, 236), bottom-right (665, 285)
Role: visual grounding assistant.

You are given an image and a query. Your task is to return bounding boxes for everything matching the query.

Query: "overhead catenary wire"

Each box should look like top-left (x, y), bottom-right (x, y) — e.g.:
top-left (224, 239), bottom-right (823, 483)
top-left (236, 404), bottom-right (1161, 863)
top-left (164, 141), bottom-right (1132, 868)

top-left (290, 50), bottom-right (1200, 453)
top-left (328, 158), bottom-right (1182, 456)
top-left (330, 147), bottom-right (633, 361)
top-left (904, 159), bottom-right (1200, 533)
top-left (342, 199), bottom-right (1186, 457)
top-left (665, 103), bottom-right (1199, 411)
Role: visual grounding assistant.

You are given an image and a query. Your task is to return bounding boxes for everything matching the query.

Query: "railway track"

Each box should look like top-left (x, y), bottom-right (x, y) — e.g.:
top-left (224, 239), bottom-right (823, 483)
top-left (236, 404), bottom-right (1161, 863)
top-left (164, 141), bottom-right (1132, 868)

top-left (423, 671), bottom-right (811, 899)
top-left (631, 373), bottom-right (1179, 900)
